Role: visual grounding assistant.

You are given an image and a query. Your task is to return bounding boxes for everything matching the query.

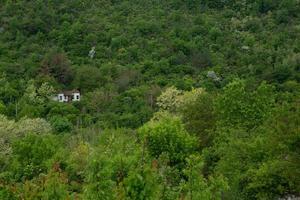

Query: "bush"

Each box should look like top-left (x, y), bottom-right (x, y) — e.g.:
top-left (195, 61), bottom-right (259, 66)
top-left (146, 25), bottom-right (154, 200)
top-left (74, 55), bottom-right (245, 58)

top-left (50, 116), bottom-right (73, 133)
top-left (11, 134), bottom-right (59, 180)
top-left (138, 114), bottom-right (197, 165)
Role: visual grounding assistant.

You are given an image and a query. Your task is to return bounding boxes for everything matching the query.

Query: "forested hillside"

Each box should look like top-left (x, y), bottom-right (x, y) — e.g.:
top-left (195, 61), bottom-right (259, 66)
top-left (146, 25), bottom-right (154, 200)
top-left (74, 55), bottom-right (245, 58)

top-left (0, 0), bottom-right (299, 199)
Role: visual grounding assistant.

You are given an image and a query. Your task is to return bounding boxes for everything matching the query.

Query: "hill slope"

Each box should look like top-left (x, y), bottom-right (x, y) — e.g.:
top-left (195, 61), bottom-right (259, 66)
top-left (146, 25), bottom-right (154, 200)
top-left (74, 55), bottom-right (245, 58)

top-left (0, 1), bottom-right (299, 199)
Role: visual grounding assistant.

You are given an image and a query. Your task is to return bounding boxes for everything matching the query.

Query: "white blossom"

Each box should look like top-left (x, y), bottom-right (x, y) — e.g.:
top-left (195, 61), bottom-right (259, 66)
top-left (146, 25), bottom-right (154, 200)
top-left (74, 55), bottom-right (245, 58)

top-left (89, 46), bottom-right (96, 59)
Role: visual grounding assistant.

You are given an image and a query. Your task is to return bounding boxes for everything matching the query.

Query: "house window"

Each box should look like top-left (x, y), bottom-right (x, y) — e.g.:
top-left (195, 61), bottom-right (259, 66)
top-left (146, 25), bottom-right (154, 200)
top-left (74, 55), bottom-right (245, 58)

top-left (76, 95), bottom-right (79, 100)
top-left (59, 96), bottom-right (63, 100)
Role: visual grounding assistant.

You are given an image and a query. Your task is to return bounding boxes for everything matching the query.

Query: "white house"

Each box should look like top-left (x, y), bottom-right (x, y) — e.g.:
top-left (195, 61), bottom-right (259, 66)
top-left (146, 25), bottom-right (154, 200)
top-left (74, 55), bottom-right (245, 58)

top-left (54, 90), bottom-right (80, 103)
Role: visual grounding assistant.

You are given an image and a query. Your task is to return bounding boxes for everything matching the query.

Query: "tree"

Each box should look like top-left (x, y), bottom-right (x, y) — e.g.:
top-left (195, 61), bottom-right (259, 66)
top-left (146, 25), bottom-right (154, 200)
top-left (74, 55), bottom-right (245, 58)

top-left (15, 117), bottom-right (52, 137)
top-left (216, 79), bottom-right (275, 129)
top-left (180, 91), bottom-right (216, 147)
top-left (0, 101), bottom-right (6, 115)
top-left (73, 66), bottom-right (104, 93)
top-left (50, 116), bottom-right (72, 133)
top-left (0, 74), bottom-right (18, 104)
top-left (20, 80), bottom-right (54, 106)
top-left (37, 82), bottom-right (55, 104)
top-left (83, 129), bottom-right (142, 199)
top-left (40, 50), bottom-right (73, 85)
top-left (82, 89), bottom-right (116, 115)
top-left (124, 167), bottom-right (160, 200)
top-left (0, 115), bottom-right (52, 159)
top-left (156, 87), bottom-right (183, 113)
top-left (11, 134), bottom-right (59, 180)
top-left (138, 114), bottom-right (197, 165)
top-left (115, 69), bottom-right (140, 92)
top-left (40, 169), bottom-right (70, 200)
top-left (243, 102), bottom-right (300, 199)
top-left (180, 155), bottom-right (228, 200)
top-left (46, 102), bottom-right (79, 124)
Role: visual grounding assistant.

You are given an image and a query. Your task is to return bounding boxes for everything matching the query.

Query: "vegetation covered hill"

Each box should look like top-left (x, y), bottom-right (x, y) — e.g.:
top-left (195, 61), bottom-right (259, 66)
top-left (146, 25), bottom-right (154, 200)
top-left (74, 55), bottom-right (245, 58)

top-left (0, 0), bottom-right (299, 199)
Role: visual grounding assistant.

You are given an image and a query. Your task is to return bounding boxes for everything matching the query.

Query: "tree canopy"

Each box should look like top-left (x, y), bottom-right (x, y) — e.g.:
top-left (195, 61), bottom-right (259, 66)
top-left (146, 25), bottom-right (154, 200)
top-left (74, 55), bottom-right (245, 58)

top-left (0, 0), bottom-right (299, 199)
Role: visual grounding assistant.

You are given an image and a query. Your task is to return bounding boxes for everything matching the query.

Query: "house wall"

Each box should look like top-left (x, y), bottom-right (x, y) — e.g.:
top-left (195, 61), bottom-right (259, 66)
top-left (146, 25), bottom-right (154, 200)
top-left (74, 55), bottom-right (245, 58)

top-left (58, 93), bottom-right (68, 102)
top-left (55, 92), bottom-right (80, 102)
top-left (72, 92), bottom-right (80, 101)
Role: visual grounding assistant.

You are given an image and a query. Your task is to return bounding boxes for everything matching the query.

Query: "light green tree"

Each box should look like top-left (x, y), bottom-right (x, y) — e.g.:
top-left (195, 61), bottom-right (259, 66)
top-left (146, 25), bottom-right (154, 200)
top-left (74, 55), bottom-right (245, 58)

top-left (138, 114), bottom-right (197, 165)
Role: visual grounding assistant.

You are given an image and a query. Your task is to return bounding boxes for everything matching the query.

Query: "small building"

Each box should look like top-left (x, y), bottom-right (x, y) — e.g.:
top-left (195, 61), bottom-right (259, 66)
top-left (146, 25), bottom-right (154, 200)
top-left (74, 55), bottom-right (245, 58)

top-left (54, 90), bottom-right (80, 103)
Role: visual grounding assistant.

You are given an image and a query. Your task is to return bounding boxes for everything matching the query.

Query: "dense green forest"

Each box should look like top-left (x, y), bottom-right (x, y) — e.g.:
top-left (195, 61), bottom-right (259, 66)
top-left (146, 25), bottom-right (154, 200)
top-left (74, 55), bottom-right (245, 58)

top-left (0, 0), bottom-right (299, 199)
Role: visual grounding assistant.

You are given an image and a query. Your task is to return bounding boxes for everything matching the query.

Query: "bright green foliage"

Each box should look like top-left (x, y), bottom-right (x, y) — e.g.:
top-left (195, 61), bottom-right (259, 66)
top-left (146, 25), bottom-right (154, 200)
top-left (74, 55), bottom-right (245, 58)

top-left (17, 81), bottom-right (55, 118)
top-left (66, 141), bottom-right (90, 182)
top-left (215, 101), bottom-right (300, 199)
top-left (0, 0), bottom-right (299, 127)
top-left (181, 155), bottom-right (229, 200)
top-left (83, 129), bottom-right (143, 199)
top-left (50, 116), bottom-right (73, 133)
top-left (139, 115), bottom-right (197, 165)
top-left (1, 169), bottom-right (71, 200)
top-left (47, 102), bottom-right (79, 124)
top-left (37, 82), bottom-right (55, 104)
top-left (216, 79), bottom-right (275, 129)
top-left (244, 103), bottom-right (300, 199)
top-left (0, 0), bottom-right (299, 199)
top-left (124, 167), bottom-right (160, 200)
top-left (0, 186), bottom-right (17, 200)
top-left (21, 80), bottom-right (39, 105)
top-left (179, 88), bottom-right (205, 108)
top-left (40, 170), bottom-right (70, 200)
top-left (10, 134), bottom-right (59, 180)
